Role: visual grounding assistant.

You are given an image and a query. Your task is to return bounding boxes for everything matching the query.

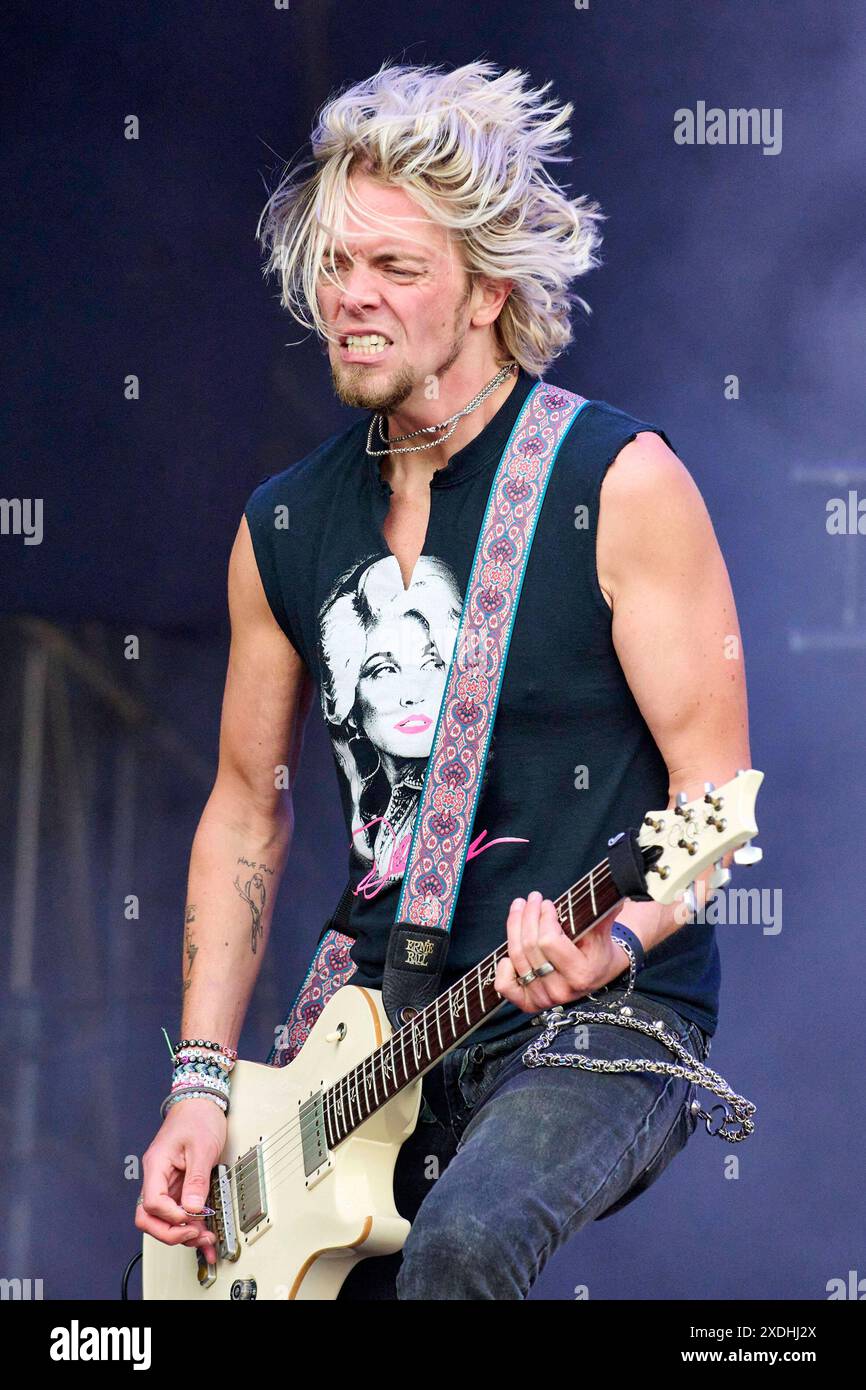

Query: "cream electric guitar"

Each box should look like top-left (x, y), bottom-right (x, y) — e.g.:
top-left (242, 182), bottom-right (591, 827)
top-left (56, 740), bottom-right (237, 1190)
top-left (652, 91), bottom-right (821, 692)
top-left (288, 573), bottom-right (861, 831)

top-left (142, 769), bottom-right (763, 1300)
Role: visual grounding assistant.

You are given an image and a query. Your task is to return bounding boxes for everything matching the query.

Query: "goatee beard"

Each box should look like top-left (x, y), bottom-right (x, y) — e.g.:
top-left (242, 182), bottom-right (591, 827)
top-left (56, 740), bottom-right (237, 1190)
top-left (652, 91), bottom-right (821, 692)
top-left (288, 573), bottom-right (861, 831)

top-left (330, 360), bottom-right (416, 412)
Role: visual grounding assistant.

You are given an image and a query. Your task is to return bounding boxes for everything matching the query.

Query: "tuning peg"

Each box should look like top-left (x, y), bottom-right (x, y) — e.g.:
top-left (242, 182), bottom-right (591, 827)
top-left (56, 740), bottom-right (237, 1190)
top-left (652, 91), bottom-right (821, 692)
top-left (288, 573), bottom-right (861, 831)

top-left (683, 882), bottom-right (699, 918)
top-left (710, 858), bottom-right (731, 890)
top-left (733, 840), bottom-right (763, 866)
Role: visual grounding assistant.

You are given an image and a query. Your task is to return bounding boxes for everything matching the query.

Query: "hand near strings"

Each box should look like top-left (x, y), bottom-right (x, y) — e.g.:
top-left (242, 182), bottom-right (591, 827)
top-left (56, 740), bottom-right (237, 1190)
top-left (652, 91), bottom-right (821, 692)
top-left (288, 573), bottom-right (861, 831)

top-left (494, 890), bottom-right (629, 1015)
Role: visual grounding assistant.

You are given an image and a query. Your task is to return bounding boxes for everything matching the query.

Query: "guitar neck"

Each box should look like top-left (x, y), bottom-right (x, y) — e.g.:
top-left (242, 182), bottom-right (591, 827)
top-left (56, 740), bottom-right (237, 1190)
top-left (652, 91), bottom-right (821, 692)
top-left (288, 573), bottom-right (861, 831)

top-left (325, 855), bottom-right (629, 1145)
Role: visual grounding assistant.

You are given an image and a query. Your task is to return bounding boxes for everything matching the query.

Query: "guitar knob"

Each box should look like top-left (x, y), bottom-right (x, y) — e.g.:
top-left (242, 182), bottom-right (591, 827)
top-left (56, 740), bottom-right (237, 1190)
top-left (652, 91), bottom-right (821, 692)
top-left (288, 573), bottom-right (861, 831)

top-left (733, 840), bottom-right (763, 866)
top-left (710, 858), bottom-right (731, 890)
top-left (703, 781), bottom-right (722, 810)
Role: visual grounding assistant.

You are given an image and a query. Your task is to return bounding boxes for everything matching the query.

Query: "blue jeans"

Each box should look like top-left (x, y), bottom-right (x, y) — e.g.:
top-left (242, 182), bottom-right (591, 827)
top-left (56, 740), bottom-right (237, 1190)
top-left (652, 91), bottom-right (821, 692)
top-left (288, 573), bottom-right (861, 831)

top-left (336, 988), bottom-right (710, 1300)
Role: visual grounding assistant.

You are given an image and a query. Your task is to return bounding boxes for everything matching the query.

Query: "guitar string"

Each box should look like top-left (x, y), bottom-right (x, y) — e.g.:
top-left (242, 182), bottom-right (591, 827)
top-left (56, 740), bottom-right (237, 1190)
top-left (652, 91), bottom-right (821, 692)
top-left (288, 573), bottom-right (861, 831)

top-left (225, 865), bottom-right (616, 1186)
top-left (218, 866), bottom-right (622, 1203)
top-left (255, 809), bottom-right (730, 1197)
top-left (258, 877), bottom-right (632, 1209)
top-left (225, 866), bottom-right (619, 1195)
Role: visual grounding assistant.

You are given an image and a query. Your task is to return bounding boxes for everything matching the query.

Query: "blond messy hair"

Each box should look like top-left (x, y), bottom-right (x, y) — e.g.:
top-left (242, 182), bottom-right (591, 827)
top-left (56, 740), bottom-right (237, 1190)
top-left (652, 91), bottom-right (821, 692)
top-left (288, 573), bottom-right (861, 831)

top-left (255, 60), bottom-right (605, 376)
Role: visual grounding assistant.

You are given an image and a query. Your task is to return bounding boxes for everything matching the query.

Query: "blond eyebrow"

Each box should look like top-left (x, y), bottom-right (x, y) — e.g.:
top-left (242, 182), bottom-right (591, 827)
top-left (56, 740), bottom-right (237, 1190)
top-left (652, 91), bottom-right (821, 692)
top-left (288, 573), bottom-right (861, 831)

top-left (326, 244), bottom-right (430, 265)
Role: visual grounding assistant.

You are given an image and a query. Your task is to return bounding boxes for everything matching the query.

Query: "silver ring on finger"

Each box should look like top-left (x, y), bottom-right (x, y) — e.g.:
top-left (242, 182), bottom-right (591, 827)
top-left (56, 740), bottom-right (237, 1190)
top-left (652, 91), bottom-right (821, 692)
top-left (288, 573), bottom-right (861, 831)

top-left (517, 968), bottom-right (538, 986)
top-left (534, 960), bottom-right (555, 978)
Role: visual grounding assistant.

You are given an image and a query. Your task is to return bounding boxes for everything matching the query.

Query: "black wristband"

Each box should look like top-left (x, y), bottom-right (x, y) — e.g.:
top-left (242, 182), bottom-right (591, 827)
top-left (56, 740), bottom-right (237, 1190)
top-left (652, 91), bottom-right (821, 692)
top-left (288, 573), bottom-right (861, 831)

top-left (611, 921), bottom-right (646, 973)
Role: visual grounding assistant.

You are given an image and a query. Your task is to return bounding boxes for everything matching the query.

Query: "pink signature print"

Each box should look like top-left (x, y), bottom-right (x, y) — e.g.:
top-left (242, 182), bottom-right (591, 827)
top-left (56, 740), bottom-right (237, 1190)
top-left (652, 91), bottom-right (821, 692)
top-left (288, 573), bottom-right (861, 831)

top-left (353, 817), bottom-right (528, 900)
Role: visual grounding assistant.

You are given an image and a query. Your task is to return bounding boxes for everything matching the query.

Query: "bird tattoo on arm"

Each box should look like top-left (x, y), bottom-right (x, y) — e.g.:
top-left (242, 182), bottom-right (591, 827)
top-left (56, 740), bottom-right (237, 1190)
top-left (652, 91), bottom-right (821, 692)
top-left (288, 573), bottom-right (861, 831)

top-left (233, 871), bottom-right (267, 954)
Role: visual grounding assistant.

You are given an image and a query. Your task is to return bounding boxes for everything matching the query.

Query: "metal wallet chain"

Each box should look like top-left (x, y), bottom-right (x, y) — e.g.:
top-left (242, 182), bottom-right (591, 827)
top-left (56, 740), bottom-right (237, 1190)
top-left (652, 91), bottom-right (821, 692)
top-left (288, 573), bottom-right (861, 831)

top-left (521, 1004), bottom-right (756, 1143)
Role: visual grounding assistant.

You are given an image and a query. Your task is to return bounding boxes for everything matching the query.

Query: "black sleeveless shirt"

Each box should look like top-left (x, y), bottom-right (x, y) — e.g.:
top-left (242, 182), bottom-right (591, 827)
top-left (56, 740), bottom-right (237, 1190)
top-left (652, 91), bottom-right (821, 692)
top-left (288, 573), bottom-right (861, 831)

top-left (245, 368), bottom-right (721, 1045)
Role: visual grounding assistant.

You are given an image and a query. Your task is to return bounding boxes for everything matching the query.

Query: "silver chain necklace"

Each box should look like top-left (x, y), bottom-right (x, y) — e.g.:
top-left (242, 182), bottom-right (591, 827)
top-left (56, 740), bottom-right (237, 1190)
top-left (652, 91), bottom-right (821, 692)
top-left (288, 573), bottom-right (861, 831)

top-left (365, 360), bottom-right (518, 457)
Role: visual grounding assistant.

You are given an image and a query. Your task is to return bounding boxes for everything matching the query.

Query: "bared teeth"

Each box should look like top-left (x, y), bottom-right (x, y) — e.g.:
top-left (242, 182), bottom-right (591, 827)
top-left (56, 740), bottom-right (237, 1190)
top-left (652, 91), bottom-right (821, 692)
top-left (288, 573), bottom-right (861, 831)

top-left (344, 333), bottom-right (390, 352)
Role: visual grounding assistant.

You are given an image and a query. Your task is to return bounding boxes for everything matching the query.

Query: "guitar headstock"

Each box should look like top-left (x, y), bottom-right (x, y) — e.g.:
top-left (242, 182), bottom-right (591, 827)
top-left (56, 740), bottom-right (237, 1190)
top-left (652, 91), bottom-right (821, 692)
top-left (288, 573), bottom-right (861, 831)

top-left (637, 769), bottom-right (764, 905)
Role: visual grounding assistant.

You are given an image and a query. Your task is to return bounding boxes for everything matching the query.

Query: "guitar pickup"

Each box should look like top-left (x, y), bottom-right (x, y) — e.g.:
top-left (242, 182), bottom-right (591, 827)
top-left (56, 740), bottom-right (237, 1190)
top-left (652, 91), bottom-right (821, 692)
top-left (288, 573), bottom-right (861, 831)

top-left (300, 1092), bottom-right (330, 1179)
top-left (236, 1145), bottom-right (268, 1234)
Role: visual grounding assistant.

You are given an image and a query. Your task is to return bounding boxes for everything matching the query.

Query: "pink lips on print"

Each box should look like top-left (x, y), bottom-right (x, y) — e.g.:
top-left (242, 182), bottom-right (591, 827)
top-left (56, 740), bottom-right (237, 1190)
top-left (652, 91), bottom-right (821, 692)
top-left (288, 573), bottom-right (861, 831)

top-left (394, 713), bottom-right (433, 734)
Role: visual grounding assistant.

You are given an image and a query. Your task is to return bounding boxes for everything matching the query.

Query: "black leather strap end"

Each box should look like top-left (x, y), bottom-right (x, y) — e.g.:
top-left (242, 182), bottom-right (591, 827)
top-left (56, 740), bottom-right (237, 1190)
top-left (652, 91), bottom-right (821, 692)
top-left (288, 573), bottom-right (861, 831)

top-left (606, 828), bottom-right (653, 902)
top-left (382, 922), bottom-right (450, 1029)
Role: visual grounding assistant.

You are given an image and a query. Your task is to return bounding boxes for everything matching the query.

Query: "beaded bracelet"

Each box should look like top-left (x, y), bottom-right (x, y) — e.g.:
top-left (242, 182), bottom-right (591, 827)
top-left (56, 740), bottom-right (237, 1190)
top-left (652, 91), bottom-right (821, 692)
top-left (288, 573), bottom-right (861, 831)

top-left (170, 1073), bottom-right (230, 1097)
top-left (174, 1048), bottom-right (236, 1073)
top-left (173, 1060), bottom-right (232, 1082)
top-left (160, 1088), bottom-right (229, 1121)
top-left (161, 1028), bottom-right (240, 1065)
top-left (174, 1038), bottom-right (239, 1062)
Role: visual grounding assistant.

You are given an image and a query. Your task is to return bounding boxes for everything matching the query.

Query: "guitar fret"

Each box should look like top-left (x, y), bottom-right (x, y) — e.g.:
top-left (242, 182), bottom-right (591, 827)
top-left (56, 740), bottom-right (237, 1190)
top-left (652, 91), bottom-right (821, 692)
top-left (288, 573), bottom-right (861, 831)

top-left (369, 1052), bottom-right (379, 1108)
top-left (567, 889), bottom-right (575, 936)
top-left (381, 1039), bottom-right (390, 1093)
top-left (335, 1076), bottom-right (346, 1141)
top-left (345, 1071), bottom-right (356, 1130)
top-left (361, 1055), bottom-right (373, 1117)
top-left (589, 866), bottom-right (597, 918)
top-left (345, 1070), bottom-right (355, 1132)
top-left (358, 1069), bottom-right (367, 1121)
top-left (358, 1064), bottom-right (369, 1122)
top-left (331, 1087), bottom-right (340, 1144)
top-left (331, 1079), bottom-right (340, 1141)
top-left (449, 986), bottom-right (460, 1036)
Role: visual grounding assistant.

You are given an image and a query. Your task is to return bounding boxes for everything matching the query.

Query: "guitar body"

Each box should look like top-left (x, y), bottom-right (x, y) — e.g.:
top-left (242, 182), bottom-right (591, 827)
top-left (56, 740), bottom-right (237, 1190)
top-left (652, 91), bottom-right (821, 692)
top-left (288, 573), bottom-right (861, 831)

top-left (142, 983), bottom-right (422, 1300)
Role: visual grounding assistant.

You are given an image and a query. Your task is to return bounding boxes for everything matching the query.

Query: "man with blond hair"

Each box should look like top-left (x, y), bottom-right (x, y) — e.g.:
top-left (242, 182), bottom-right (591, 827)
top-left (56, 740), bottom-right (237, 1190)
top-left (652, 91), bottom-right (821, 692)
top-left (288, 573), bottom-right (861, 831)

top-left (137, 60), bottom-right (751, 1299)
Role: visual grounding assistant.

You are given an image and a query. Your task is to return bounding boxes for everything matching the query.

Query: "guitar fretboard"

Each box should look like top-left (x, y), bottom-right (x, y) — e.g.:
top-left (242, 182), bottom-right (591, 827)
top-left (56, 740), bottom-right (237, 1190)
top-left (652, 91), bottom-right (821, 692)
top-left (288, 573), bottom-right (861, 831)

top-left (321, 853), bottom-right (628, 1146)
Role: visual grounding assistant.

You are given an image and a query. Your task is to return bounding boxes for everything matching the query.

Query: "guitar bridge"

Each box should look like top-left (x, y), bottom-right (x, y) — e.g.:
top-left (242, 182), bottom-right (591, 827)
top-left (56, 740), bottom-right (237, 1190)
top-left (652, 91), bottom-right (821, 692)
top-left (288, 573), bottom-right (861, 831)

top-left (210, 1164), bottom-right (239, 1260)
